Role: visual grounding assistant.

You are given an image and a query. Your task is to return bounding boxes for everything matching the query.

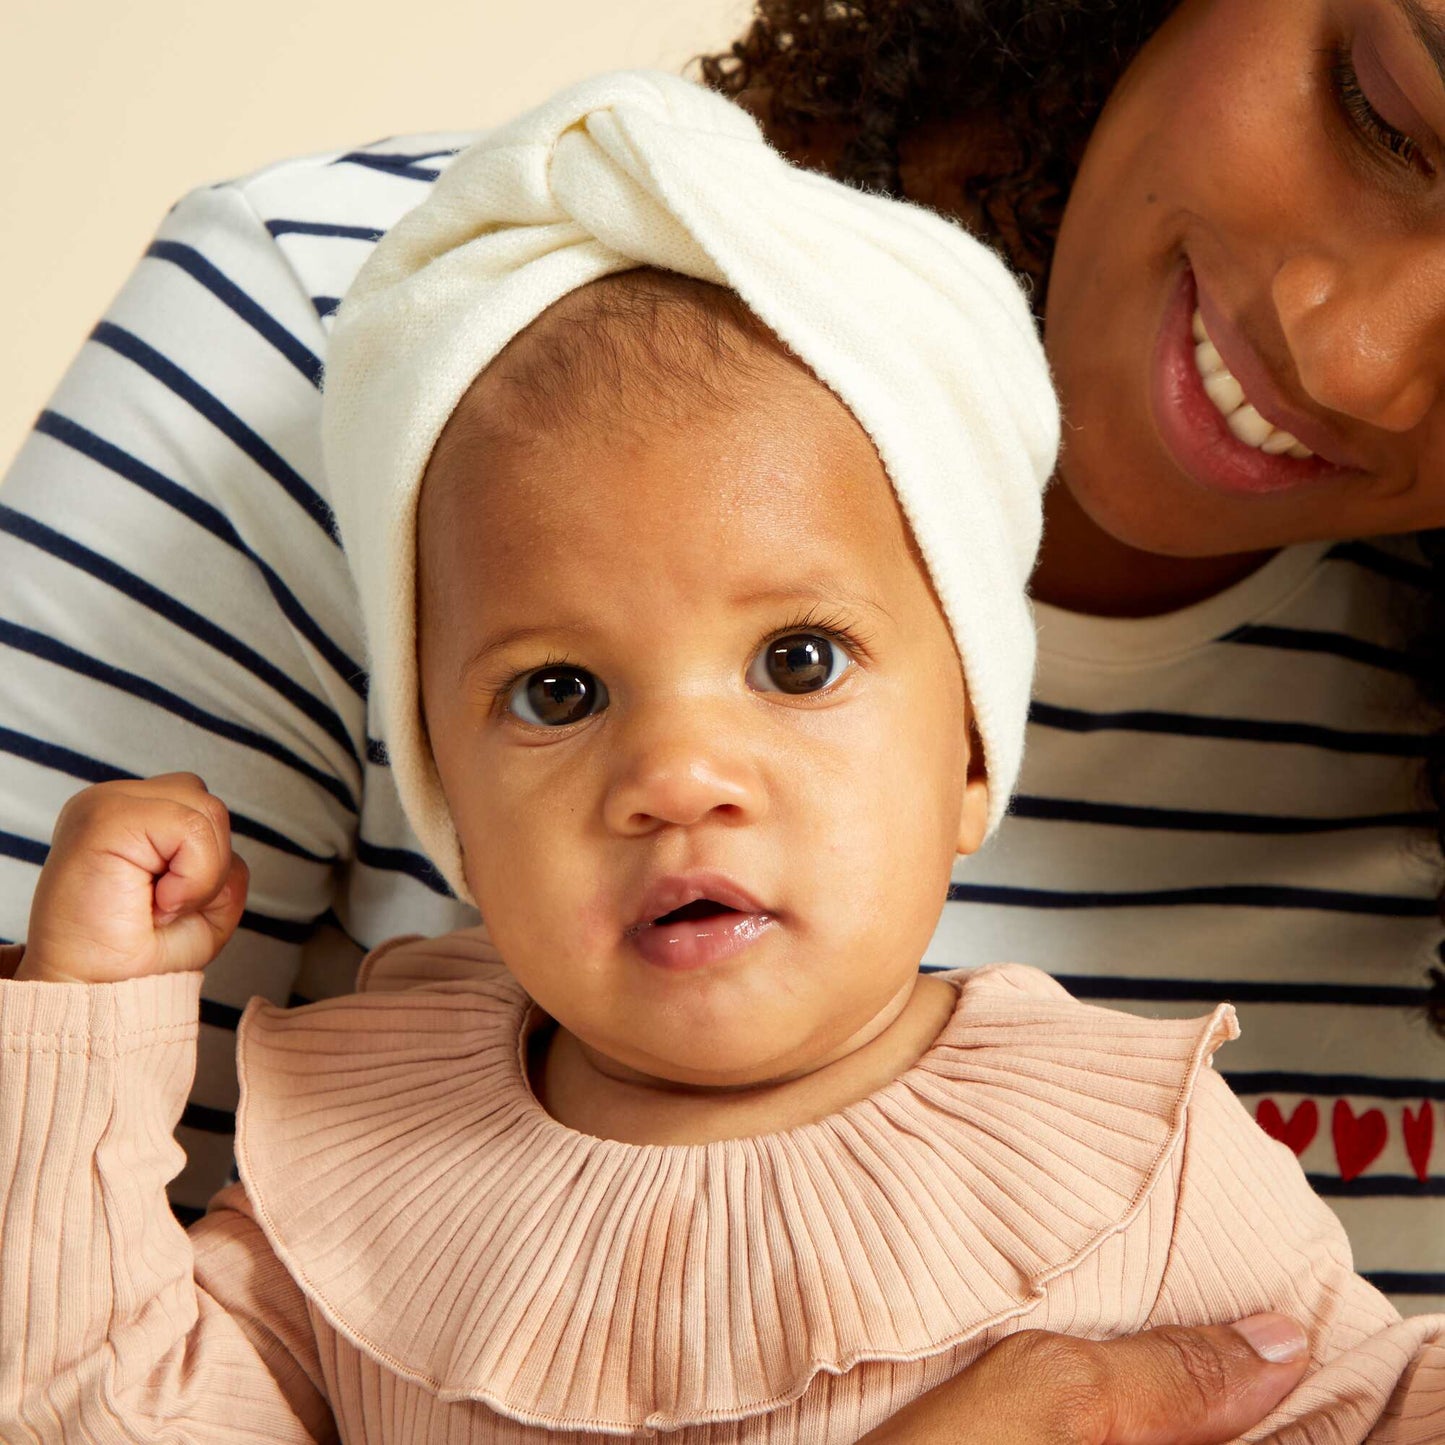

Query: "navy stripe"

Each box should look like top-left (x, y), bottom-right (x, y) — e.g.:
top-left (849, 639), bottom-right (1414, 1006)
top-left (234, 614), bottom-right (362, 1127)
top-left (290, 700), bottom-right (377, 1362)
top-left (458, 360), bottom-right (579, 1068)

top-left (355, 837), bottom-right (452, 897)
top-left (312, 296), bottom-right (341, 320)
top-left (1363, 1271), bottom-right (1445, 1294)
top-left (145, 240), bottom-right (324, 388)
top-left (35, 413), bottom-right (367, 699)
top-left (0, 829), bottom-right (47, 867)
top-left (0, 725), bottom-right (335, 866)
top-left (33, 413), bottom-right (366, 695)
top-left (182, 1102), bottom-right (236, 1134)
top-left (365, 736), bottom-right (390, 766)
top-left (1223, 623), bottom-right (1420, 677)
top-left (346, 145), bottom-right (459, 165)
top-left (228, 814), bottom-right (335, 866)
top-left (1008, 794), bottom-right (1436, 835)
top-left (90, 322), bottom-right (339, 544)
top-left (265, 219), bottom-right (384, 243)
top-left (331, 151), bottom-right (444, 183)
top-left (1327, 540), bottom-right (1433, 588)
top-left (1308, 1174), bottom-right (1445, 1198)
top-left (1029, 700), bottom-right (1432, 757)
top-left (948, 881), bottom-right (1436, 917)
top-left (0, 619), bottom-right (357, 814)
top-left (0, 724), bottom-right (126, 785)
top-left (0, 506), bottom-right (357, 762)
top-left (199, 997), bottom-right (243, 1031)
top-left (240, 910), bottom-right (314, 944)
top-left (1224, 1071), bottom-right (1445, 1101)
top-left (1050, 973), bottom-right (1432, 1009)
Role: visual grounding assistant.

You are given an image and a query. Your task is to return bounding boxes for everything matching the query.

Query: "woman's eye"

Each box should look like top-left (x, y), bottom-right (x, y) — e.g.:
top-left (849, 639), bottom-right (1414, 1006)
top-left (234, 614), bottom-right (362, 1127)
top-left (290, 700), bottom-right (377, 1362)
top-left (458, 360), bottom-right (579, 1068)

top-left (748, 632), bottom-right (851, 695)
top-left (506, 667), bottom-right (609, 726)
top-left (1330, 49), bottom-right (1433, 176)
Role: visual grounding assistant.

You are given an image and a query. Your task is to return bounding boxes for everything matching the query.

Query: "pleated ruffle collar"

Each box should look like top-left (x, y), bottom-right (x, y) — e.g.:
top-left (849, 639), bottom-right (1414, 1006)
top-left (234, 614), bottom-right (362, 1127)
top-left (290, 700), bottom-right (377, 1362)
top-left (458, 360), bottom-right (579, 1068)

top-left (235, 932), bottom-right (1236, 1434)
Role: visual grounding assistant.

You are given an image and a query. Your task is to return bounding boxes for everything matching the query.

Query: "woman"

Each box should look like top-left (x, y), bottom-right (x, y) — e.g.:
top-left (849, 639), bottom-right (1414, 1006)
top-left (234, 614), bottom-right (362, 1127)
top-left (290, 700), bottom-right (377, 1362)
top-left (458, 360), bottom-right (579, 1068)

top-left (714, 0), bottom-right (1445, 1317)
top-left (0, 0), bottom-right (1437, 1436)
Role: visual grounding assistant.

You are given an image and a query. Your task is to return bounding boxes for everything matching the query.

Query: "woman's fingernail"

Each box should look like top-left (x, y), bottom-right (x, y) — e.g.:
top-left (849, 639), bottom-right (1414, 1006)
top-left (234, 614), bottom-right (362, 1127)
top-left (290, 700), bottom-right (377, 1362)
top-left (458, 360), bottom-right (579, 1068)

top-left (1232, 1313), bottom-right (1308, 1363)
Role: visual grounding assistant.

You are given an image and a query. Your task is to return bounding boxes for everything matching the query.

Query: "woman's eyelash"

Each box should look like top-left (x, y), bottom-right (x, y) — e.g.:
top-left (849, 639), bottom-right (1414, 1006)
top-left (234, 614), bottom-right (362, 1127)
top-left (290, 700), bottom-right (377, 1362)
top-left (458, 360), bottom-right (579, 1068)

top-left (1327, 48), bottom-right (1432, 175)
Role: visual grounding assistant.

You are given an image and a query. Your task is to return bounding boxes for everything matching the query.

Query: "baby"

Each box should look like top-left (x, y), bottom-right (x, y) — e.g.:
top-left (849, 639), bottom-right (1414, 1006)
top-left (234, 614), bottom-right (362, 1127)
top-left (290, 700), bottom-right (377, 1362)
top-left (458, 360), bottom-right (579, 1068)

top-left (3, 72), bottom-right (1445, 1444)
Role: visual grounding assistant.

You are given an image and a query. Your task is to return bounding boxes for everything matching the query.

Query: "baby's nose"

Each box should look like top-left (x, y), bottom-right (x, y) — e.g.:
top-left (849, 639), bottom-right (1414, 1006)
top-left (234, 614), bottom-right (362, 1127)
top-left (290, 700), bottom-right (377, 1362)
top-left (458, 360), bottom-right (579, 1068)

top-left (602, 724), bottom-right (767, 835)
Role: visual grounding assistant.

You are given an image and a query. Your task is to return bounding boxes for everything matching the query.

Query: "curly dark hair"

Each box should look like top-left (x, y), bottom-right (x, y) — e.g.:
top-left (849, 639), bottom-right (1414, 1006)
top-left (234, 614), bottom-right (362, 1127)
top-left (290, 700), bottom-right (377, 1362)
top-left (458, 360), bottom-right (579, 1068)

top-left (701, 0), bottom-right (1445, 1034)
top-left (701, 0), bottom-right (1178, 301)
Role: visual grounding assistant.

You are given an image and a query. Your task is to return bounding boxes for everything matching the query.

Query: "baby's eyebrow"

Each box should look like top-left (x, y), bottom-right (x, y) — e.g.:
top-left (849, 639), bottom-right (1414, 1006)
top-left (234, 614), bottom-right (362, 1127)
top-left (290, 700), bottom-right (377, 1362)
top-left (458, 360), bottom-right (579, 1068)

top-left (733, 584), bottom-right (894, 622)
top-left (457, 622), bottom-right (593, 683)
top-left (455, 588), bottom-right (892, 684)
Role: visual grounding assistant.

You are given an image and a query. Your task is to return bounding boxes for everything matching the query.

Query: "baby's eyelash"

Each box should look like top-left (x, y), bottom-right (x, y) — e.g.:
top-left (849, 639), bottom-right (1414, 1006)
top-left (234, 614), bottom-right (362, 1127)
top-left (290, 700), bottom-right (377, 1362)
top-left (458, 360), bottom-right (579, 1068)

top-left (765, 607), bottom-right (876, 662)
top-left (483, 653), bottom-right (582, 716)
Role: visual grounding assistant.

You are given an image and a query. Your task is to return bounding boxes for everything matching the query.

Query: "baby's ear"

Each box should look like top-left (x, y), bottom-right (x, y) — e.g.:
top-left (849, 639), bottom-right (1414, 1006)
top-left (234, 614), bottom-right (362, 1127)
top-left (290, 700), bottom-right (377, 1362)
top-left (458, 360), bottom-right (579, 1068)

top-left (956, 723), bottom-right (990, 857)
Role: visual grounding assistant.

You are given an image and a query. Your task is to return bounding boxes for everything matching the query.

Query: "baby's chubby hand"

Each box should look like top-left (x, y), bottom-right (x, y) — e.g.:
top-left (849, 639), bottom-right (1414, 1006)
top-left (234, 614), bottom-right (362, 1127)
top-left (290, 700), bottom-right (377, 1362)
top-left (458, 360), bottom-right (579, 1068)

top-left (16, 774), bottom-right (248, 985)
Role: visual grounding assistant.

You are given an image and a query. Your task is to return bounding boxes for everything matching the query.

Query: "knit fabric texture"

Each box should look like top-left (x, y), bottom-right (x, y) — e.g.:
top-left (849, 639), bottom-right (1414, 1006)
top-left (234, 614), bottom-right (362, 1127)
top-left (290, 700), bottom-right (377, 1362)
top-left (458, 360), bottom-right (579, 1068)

top-left (3, 938), bottom-right (1445, 1440)
top-left (321, 70), bottom-right (1059, 900)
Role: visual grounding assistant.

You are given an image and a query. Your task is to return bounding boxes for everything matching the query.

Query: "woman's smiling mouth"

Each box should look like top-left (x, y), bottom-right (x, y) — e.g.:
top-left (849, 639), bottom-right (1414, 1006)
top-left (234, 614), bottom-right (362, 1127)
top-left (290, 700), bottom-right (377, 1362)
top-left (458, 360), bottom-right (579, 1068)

top-left (1151, 264), bottom-right (1368, 498)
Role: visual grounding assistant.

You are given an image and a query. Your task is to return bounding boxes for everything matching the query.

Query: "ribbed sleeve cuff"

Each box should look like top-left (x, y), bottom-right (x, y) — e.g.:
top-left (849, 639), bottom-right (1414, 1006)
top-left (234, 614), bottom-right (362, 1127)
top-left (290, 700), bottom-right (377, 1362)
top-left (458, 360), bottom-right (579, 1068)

top-left (0, 971), bottom-right (203, 1056)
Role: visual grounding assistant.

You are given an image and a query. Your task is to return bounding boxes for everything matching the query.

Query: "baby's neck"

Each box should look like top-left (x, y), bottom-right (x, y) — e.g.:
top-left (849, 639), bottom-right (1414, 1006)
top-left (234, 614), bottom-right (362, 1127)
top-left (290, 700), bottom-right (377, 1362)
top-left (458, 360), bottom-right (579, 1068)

top-left (534, 975), bottom-right (959, 1146)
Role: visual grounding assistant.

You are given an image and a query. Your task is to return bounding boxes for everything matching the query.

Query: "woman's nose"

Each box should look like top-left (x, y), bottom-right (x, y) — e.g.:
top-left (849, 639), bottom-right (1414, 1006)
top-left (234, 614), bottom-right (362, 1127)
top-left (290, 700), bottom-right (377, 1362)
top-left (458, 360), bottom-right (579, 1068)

top-left (1273, 240), bottom-right (1445, 435)
top-left (602, 715), bottom-right (767, 836)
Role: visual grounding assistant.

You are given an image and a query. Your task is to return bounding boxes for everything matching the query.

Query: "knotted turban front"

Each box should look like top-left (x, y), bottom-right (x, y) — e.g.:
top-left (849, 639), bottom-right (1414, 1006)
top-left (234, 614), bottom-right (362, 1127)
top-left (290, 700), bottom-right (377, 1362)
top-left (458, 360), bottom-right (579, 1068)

top-left (322, 70), bottom-right (1059, 901)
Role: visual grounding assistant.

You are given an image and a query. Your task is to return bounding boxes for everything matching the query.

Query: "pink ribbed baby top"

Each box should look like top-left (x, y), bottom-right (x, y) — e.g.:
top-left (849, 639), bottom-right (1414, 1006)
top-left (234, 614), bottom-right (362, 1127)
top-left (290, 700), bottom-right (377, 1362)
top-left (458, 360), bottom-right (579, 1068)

top-left (1, 931), bottom-right (1443, 1442)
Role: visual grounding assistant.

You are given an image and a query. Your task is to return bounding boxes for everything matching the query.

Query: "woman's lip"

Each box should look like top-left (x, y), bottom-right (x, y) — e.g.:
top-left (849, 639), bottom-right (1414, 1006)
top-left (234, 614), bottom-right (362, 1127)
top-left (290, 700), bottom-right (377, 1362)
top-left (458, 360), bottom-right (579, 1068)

top-left (1192, 273), bottom-right (1367, 471)
top-left (1151, 265), bottom-right (1361, 498)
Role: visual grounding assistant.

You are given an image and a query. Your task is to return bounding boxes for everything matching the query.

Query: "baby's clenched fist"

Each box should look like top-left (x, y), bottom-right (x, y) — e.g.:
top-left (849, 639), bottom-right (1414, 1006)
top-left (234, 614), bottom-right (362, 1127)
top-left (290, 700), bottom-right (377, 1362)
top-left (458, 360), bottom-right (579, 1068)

top-left (17, 774), bottom-right (248, 985)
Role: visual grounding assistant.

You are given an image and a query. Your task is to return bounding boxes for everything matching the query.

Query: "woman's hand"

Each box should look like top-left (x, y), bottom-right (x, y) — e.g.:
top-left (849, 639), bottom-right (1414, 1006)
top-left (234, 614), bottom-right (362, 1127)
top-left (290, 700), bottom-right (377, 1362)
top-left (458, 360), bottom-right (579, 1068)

top-left (17, 774), bottom-right (248, 985)
top-left (858, 1314), bottom-right (1310, 1445)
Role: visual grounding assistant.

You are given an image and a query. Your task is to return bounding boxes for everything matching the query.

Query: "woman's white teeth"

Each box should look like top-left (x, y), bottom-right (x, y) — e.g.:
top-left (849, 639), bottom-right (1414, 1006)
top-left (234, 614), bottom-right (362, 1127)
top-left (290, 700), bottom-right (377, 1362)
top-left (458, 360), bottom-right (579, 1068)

top-left (1191, 310), bottom-right (1314, 460)
top-left (1226, 403), bottom-right (1274, 447)
top-left (1202, 371), bottom-right (1245, 416)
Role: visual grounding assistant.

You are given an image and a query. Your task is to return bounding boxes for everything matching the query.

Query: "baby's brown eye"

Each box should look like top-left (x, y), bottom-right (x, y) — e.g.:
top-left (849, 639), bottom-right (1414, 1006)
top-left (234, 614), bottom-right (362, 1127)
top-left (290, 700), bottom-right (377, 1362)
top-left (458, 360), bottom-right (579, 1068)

top-left (507, 667), bottom-right (608, 726)
top-left (749, 633), bottom-right (850, 695)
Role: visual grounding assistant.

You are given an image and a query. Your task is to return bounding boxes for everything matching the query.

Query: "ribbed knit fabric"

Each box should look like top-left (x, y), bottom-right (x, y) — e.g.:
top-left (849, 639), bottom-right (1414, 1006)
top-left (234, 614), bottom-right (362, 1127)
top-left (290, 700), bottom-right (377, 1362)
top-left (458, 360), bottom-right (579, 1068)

top-left (2, 936), bottom-right (1444, 1442)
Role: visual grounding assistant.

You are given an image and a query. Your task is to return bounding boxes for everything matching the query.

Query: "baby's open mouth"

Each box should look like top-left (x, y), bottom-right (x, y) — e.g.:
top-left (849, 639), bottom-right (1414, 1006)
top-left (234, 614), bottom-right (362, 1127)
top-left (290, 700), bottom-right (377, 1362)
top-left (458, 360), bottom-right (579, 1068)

top-left (649, 899), bottom-right (739, 927)
top-left (623, 877), bottom-right (775, 968)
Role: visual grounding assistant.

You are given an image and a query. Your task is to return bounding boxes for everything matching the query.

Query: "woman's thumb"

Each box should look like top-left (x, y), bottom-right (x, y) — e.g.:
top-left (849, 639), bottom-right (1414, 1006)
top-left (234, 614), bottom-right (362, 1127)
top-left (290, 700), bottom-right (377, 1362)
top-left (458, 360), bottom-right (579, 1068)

top-left (1095, 1313), bottom-right (1310, 1444)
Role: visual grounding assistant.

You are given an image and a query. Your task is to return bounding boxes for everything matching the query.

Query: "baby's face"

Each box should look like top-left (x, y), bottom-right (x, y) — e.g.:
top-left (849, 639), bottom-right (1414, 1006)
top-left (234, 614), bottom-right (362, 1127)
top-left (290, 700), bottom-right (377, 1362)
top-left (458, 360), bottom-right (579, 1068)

top-left (418, 349), bottom-right (987, 1089)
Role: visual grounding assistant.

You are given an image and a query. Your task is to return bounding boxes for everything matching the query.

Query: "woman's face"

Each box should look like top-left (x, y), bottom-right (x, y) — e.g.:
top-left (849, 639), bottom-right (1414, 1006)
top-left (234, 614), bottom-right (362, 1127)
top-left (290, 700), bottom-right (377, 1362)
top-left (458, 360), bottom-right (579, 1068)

top-left (1047, 0), bottom-right (1445, 557)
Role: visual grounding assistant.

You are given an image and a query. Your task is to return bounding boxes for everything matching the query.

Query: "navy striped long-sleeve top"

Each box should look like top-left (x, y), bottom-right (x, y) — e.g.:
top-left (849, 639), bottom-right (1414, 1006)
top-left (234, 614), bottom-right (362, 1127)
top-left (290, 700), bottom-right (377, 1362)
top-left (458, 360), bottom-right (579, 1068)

top-left (1, 132), bottom-right (1442, 1314)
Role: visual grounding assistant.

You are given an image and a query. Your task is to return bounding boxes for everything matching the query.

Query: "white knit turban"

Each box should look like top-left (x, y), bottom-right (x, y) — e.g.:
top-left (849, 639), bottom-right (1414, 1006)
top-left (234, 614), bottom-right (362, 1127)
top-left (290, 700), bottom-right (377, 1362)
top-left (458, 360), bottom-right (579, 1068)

top-left (323, 70), bottom-right (1059, 902)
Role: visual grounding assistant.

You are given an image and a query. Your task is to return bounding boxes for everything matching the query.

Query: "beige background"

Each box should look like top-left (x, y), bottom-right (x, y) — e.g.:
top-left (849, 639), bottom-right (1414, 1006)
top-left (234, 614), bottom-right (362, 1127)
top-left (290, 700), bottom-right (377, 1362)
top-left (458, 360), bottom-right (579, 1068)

top-left (0, 0), bottom-right (750, 471)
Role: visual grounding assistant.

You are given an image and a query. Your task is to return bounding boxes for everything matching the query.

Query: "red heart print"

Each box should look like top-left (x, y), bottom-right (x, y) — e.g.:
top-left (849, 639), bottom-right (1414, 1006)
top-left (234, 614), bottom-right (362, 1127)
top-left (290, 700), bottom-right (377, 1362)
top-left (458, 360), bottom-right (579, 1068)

top-left (1256, 1099), bottom-right (1318, 1156)
top-left (1403, 1102), bottom-right (1435, 1184)
top-left (1332, 1101), bottom-right (1387, 1182)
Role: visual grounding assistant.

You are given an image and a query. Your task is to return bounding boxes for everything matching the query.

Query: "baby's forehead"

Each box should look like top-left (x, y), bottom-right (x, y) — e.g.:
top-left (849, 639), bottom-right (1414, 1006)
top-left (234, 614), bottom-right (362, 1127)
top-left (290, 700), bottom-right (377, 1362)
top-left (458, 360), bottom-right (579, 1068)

top-left (419, 269), bottom-right (925, 609)
top-left (419, 282), bottom-right (918, 579)
top-left (435, 269), bottom-right (809, 464)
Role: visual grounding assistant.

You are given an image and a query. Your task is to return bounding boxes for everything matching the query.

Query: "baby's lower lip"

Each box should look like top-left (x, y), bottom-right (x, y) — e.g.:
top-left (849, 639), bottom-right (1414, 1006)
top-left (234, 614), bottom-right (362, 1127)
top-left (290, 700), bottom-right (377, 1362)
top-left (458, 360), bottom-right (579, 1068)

top-left (626, 910), bottom-right (776, 972)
